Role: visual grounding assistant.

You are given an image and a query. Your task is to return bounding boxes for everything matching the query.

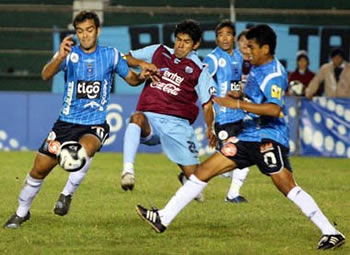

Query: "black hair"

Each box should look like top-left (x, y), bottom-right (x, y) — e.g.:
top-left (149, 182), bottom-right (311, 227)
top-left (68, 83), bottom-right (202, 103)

top-left (73, 11), bottom-right (100, 29)
top-left (174, 19), bottom-right (202, 45)
top-left (237, 29), bottom-right (248, 41)
top-left (246, 24), bottom-right (276, 55)
top-left (330, 48), bottom-right (345, 58)
top-left (215, 19), bottom-right (236, 37)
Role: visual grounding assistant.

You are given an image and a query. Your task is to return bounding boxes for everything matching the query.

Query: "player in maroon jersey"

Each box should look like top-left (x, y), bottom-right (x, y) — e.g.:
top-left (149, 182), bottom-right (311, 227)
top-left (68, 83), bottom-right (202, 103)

top-left (120, 20), bottom-right (217, 200)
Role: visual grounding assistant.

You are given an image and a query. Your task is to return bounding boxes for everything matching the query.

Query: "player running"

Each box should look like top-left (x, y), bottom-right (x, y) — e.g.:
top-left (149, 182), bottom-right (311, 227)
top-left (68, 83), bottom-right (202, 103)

top-left (4, 11), bottom-right (153, 229)
top-left (120, 20), bottom-right (216, 202)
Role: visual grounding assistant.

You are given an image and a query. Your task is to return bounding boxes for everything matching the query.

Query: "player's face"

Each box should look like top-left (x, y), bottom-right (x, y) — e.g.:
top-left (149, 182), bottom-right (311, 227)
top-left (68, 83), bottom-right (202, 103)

top-left (247, 39), bottom-right (269, 66)
top-left (75, 19), bottom-right (100, 53)
top-left (174, 33), bottom-right (199, 59)
top-left (216, 26), bottom-right (235, 54)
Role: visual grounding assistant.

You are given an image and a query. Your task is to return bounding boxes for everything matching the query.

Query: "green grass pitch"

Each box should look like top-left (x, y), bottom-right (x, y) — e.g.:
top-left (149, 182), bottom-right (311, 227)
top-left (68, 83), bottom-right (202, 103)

top-left (0, 151), bottom-right (349, 254)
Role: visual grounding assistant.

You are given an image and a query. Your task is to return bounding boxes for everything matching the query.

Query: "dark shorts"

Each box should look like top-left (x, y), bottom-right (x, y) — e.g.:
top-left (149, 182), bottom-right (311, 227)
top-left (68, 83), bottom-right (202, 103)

top-left (219, 139), bottom-right (292, 176)
top-left (214, 121), bottom-right (243, 150)
top-left (38, 119), bottom-right (110, 158)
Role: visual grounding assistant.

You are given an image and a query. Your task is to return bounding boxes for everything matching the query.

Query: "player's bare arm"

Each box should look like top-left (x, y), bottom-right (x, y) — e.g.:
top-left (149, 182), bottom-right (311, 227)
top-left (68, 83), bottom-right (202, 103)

top-left (41, 35), bottom-right (74, 80)
top-left (214, 96), bottom-right (282, 117)
top-left (202, 101), bottom-right (216, 148)
top-left (125, 53), bottom-right (160, 82)
top-left (124, 68), bottom-right (153, 86)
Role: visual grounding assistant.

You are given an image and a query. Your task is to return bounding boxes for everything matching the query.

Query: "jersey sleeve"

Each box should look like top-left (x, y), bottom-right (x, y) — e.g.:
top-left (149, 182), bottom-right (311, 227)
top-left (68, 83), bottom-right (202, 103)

top-left (203, 54), bottom-right (218, 77)
top-left (129, 44), bottom-right (161, 63)
top-left (260, 76), bottom-right (285, 107)
top-left (113, 48), bottom-right (129, 78)
top-left (195, 67), bottom-right (217, 105)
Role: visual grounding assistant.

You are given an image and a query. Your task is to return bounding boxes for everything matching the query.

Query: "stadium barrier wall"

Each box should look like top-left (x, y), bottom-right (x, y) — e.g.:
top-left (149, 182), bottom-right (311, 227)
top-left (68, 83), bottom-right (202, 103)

top-left (1, 93), bottom-right (349, 157)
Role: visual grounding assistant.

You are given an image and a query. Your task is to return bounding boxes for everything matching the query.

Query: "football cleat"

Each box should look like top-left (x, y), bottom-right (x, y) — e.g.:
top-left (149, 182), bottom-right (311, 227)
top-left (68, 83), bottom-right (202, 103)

top-left (317, 233), bottom-right (345, 250)
top-left (225, 195), bottom-right (248, 203)
top-left (136, 204), bottom-right (167, 233)
top-left (177, 172), bottom-right (204, 202)
top-left (54, 194), bottom-right (72, 216)
top-left (121, 172), bottom-right (135, 191)
top-left (3, 212), bottom-right (31, 229)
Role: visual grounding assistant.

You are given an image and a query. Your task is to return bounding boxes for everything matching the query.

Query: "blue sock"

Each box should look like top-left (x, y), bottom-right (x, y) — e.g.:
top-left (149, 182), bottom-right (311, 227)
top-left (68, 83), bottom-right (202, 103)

top-left (123, 123), bottom-right (141, 174)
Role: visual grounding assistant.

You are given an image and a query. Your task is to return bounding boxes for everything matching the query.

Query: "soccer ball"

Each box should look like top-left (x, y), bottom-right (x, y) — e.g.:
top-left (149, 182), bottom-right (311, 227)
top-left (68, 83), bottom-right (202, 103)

top-left (57, 141), bottom-right (88, 172)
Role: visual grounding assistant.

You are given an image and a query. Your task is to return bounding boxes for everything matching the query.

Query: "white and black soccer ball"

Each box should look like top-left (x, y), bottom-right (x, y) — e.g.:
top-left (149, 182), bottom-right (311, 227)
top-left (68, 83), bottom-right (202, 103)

top-left (57, 141), bottom-right (88, 172)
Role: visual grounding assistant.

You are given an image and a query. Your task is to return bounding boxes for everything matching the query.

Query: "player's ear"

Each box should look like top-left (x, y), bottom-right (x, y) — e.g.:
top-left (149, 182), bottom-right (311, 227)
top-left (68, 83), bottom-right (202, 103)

top-left (193, 39), bottom-right (201, 50)
top-left (262, 44), bottom-right (270, 55)
top-left (97, 27), bottom-right (101, 37)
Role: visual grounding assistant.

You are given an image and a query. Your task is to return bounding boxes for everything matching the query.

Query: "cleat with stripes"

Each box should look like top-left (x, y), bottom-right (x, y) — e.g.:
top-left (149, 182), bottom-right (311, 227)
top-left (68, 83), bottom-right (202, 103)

top-left (136, 204), bottom-right (166, 233)
top-left (317, 233), bottom-right (345, 250)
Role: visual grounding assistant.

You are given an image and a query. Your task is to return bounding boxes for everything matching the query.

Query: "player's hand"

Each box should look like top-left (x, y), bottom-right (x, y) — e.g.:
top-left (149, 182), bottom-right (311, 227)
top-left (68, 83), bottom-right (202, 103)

top-left (214, 96), bottom-right (240, 109)
top-left (58, 35), bottom-right (74, 60)
top-left (206, 128), bottom-right (216, 148)
top-left (139, 61), bottom-right (160, 82)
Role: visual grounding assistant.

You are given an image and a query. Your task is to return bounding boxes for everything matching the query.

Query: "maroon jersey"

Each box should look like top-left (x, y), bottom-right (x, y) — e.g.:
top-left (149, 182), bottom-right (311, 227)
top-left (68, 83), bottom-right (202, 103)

top-left (136, 45), bottom-right (202, 124)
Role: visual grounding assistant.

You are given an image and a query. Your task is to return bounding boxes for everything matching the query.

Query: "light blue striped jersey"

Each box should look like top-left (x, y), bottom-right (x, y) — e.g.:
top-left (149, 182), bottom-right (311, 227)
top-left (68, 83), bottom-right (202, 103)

top-left (238, 58), bottom-right (290, 148)
top-left (203, 47), bottom-right (245, 124)
top-left (58, 45), bottom-right (129, 125)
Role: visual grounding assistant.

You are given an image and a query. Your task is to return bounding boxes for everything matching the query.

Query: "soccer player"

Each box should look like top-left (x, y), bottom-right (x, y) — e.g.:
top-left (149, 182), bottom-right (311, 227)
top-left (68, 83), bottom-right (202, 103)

top-left (120, 20), bottom-right (216, 199)
top-left (136, 24), bottom-right (345, 250)
top-left (202, 19), bottom-right (249, 203)
top-left (4, 11), bottom-right (153, 229)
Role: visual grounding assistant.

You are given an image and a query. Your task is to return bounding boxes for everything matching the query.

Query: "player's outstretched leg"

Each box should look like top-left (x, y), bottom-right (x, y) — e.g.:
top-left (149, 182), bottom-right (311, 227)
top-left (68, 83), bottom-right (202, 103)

top-left (136, 204), bottom-right (167, 233)
top-left (225, 167), bottom-right (249, 203)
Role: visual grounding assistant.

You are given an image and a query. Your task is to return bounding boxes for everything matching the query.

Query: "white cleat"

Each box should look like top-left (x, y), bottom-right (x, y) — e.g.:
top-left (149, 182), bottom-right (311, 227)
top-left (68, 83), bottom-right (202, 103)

top-left (121, 172), bottom-right (135, 191)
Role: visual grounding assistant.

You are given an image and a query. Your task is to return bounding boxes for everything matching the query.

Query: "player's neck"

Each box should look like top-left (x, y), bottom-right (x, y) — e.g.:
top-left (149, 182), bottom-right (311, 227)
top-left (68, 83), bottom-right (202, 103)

top-left (80, 44), bottom-right (98, 54)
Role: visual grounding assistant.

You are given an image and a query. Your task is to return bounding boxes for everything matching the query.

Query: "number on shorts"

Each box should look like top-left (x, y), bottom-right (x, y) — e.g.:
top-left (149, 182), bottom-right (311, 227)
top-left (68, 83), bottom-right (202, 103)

top-left (263, 151), bottom-right (277, 167)
top-left (187, 141), bottom-right (198, 154)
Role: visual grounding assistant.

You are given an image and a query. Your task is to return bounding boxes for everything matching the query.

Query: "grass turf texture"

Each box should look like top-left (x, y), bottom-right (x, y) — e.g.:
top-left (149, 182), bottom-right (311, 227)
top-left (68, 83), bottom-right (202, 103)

top-left (0, 151), bottom-right (349, 254)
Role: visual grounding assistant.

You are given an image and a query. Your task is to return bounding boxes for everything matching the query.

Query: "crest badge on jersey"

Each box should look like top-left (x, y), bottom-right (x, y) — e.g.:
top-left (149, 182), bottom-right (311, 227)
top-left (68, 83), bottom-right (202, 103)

top-left (218, 58), bottom-right (226, 67)
top-left (70, 52), bottom-right (79, 63)
top-left (185, 66), bottom-right (193, 74)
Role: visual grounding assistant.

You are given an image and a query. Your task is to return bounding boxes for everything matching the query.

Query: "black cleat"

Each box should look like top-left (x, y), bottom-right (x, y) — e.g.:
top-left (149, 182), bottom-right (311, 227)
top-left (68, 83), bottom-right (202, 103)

top-left (54, 194), bottom-right (72, 216)
top-left (225, 195), bottom-right (248, 203)
top-left (3, 212), bottom-right (31, 229)
top-left (317, 233), bottom-right (345, 250)
top-left (136, 204), bottom-right (167, 233)
top-left (121, 173), bottom-right (135, 191)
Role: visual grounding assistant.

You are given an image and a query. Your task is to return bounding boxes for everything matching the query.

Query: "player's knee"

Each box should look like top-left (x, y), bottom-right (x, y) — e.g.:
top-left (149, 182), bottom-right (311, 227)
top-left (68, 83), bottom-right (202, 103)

top-left (129, 112), bottom-right (147, 127)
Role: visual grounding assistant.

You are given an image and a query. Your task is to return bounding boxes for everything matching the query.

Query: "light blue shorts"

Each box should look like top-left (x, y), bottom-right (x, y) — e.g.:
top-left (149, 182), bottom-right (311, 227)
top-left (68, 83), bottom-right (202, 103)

top-left (141, 112), bottom-right (200, 166)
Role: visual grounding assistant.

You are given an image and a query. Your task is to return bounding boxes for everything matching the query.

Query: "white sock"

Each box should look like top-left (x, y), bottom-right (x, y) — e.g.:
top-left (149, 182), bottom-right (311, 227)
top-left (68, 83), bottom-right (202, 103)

top-left (158, 174), bottom-right (208, 226)
top-left (227, 167), bottom-right (249, 199)
top-left (287, 186), bottom-right (337, 235)
top-left (62, 157), bottom-right (92, 196)
top-left (16, 174), bottom-right (44, 217)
